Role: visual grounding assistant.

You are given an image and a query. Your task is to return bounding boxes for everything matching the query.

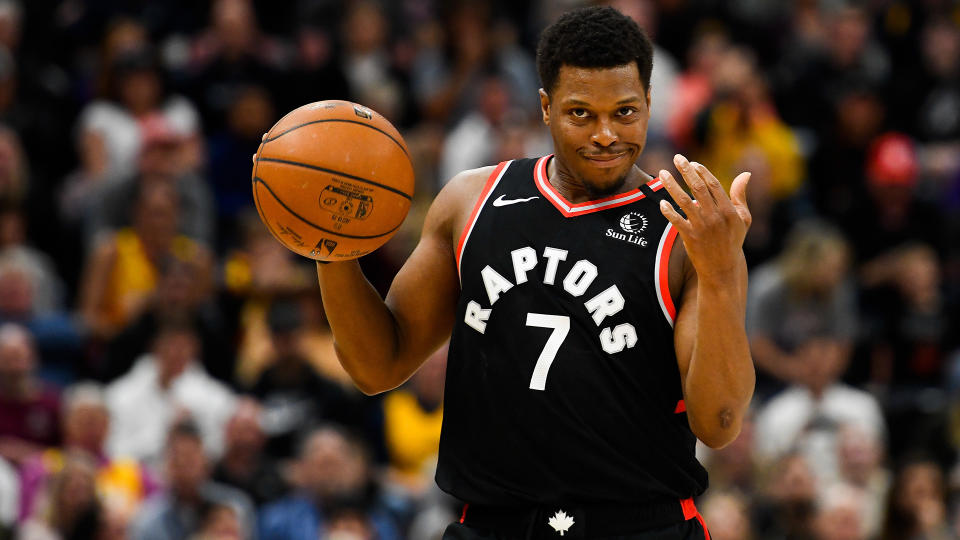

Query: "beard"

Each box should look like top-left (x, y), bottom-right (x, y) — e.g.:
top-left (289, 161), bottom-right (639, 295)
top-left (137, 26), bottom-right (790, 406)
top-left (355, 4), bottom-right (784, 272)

top-left (582, 173), bottom-right (629, 199)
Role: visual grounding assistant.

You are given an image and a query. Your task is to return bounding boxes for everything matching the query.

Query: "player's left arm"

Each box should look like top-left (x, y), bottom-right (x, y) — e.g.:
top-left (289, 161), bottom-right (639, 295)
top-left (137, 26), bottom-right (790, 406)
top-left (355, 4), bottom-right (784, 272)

top-left (659, 154), bottom-right (755, 449)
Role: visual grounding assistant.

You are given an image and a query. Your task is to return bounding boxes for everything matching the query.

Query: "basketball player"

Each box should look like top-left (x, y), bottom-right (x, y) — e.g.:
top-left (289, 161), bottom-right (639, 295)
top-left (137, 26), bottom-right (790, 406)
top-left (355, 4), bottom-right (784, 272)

top-left (316, 7), bottom-right (754, 539)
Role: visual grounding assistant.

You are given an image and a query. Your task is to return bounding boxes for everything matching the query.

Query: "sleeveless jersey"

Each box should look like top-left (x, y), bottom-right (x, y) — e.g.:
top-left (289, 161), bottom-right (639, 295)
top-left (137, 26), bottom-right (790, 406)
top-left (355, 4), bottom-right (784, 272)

top-left (436, 156), bottom-right (707, 507)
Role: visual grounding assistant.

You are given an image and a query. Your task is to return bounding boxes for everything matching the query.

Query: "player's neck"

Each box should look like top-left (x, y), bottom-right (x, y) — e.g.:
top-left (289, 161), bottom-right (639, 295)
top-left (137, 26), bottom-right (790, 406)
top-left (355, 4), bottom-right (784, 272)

top-left (547, 156), bottom-right (648, 204)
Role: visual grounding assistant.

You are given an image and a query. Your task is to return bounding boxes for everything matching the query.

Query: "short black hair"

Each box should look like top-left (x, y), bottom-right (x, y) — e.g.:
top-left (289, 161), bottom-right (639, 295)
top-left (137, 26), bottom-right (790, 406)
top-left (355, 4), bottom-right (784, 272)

top-left (536, 6), bottom-right (654, 95)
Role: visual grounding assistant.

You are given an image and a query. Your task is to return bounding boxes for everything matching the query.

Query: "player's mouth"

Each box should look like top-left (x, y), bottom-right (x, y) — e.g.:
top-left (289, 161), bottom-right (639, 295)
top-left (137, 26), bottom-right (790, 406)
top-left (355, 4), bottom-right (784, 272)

top-left (582, 151), bottom-right (630, 168)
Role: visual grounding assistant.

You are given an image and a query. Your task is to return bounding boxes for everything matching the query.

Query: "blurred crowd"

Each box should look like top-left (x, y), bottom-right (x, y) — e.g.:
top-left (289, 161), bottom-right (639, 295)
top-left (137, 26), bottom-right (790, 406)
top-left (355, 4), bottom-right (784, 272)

top-left (0, 0), bottom-right (957, 538)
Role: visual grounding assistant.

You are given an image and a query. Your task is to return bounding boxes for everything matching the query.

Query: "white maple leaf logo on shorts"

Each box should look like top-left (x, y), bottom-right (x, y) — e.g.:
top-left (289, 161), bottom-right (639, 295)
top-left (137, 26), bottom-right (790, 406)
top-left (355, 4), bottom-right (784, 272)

top-left (548, 510), bottom-right (575, 536)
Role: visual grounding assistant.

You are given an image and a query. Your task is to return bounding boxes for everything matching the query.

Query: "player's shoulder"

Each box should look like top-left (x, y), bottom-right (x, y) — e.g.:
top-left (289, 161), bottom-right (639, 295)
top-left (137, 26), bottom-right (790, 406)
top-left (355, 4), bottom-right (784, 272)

top-left (431, 165), bottom-right (499, 221)
top-left (444, 165), bottom-right (499, 198)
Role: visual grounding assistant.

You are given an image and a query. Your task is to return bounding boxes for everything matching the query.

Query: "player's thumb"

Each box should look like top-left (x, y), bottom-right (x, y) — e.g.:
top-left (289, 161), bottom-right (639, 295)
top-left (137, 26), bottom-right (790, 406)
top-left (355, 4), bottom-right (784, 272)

top-left (730, 172), bottom-right (752, 228)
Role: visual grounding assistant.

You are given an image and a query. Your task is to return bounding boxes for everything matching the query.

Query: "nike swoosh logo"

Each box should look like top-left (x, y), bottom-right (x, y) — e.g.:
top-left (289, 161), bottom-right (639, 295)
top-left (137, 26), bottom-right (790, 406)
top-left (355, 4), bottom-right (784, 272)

top-left (492, 195), bottom-right (539, 207)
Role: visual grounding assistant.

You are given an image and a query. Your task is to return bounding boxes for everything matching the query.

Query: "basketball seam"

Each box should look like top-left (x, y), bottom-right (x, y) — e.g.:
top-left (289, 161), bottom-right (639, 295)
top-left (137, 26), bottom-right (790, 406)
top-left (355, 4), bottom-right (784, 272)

top-left (262, 119), bottom-right (410, 158)
top-left (252, 176), bottom-right (403, 239)
top-left (255, 157), bottom-right (413, 200)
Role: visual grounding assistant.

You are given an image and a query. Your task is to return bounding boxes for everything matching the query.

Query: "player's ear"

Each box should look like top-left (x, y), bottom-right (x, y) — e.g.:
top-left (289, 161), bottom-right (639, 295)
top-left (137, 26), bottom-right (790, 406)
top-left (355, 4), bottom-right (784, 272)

top-left (539, 88), bottom-right (550, 126)
top-left (645, 86), bottom-right (652, 110)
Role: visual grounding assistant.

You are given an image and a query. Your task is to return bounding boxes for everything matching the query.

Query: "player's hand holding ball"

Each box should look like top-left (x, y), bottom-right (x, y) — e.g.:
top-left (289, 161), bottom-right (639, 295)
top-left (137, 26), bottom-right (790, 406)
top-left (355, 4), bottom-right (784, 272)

top-left (657, 154), bottom-right (752, 287)
top-left (251, 100), bottom-right (414, 262)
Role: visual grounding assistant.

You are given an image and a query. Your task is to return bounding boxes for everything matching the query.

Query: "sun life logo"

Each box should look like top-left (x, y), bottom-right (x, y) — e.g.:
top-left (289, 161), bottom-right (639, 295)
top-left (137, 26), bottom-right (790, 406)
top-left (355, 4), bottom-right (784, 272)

top-left (607, 212), bottom-right (649, 247)
top-left (619, 212), bottom-right (648, 233)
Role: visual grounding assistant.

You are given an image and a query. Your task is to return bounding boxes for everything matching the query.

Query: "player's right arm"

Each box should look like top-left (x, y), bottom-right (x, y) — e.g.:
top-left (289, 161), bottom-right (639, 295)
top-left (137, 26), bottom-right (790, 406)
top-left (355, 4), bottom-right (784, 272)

top-left (316, 167), bottom-right (493, 395)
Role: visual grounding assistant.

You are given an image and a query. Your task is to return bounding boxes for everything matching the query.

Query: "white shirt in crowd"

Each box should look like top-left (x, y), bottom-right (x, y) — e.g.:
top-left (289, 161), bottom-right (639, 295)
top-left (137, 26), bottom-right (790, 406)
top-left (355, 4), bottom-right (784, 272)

top-left (755, 383), bottom-right (885, 484)
top-left (105, 355), bottom-right (236, 466)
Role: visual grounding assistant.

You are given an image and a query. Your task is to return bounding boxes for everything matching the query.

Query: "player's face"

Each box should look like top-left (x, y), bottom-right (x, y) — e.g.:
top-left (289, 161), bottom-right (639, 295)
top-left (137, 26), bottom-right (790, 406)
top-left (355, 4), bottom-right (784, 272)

top-left (540, 63), bottom-right (651, 196)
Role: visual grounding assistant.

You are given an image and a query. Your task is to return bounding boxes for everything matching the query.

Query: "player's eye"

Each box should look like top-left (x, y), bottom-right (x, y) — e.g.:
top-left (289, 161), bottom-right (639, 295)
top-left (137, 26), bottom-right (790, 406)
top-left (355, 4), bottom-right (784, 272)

top-left (617, 107), bottom-right (637, 117)
top-left (570, 108), bottom-right (589, 118)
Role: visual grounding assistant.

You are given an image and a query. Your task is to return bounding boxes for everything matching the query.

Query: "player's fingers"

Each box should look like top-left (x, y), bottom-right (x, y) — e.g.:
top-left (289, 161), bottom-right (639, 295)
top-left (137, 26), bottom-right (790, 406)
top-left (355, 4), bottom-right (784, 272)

top-left (730, 171), bottom-right (753, 229)
top-left (252, 153), bottom-right (257, 164)
top-left (673, 154), bottom-right (713, 212)
top-left (692, 162), bottom-right (727, 206)
top-left (658, 169), bottom-right (699, 220)
top-left (659, 199), bottom-right (692, 234)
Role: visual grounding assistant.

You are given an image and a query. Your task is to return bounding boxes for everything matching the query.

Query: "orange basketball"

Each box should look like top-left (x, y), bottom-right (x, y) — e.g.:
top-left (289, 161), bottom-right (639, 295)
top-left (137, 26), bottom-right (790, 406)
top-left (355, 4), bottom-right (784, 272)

top-left (251, 100), bottom-right (414, 261)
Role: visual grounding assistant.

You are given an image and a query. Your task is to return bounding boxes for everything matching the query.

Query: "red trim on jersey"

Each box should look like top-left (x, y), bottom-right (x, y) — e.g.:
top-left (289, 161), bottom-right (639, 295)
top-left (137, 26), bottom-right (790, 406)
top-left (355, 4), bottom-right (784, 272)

top-left (657, 225), bottom-right (680, 322)
top-left (533, 155), bottom-right (662, 217)
top-left (680, 498), bottom-right (711, 539)
top-left (696, 512), bottom-right (712, 540)
top-left (456, 162), bottom-right (509, 278)
top-left (680, 498), bottom-right (698, 520)
top-left (459, 503), bottom-right (469, 524)
top-left (674, 399), bottom-right (686, 413)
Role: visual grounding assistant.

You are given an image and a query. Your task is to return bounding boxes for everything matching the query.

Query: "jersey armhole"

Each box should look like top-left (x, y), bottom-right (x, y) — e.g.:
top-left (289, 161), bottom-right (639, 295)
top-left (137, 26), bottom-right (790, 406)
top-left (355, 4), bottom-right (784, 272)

top-left (655, 223), bottom-right (680, 327)
top-left (455, 161), bottom-right (511, 280)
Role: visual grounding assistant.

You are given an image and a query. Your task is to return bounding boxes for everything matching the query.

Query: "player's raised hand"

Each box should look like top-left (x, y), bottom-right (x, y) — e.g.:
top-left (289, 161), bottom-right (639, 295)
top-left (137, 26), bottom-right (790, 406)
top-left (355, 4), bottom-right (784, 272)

top-left (657, 154), bottom-right (751, 285)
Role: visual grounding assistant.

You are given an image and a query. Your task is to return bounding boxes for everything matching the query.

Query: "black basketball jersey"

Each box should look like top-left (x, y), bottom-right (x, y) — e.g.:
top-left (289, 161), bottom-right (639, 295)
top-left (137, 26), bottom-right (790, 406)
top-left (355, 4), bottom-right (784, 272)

top-left (436, 156), bottom-right (707, 507)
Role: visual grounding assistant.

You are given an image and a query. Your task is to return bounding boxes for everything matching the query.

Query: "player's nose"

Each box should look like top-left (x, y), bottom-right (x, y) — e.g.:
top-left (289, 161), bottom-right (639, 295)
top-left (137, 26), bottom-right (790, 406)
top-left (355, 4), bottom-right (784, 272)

top-left (591, 118), bottom-right (617, 147)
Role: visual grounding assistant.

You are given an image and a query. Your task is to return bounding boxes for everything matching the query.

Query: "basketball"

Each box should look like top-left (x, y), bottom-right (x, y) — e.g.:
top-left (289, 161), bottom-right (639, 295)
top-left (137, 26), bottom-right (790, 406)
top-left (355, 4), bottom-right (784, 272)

top-left (251, 100), bottom-right (414, 261)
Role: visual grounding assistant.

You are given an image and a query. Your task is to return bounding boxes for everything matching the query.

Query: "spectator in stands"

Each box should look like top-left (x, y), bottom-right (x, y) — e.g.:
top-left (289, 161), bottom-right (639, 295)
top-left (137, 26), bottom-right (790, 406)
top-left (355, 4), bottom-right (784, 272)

top-left (0, 323), bottom-right (59, 464)
top-left (806, 82), bottom-right (887, 223)
top-left (60, 18), bottom-right (149, 222)
top-left (755, 361), bottom-right (885, 486)
top-left (0, 124), bottom-right (60, 265)
top-left (180, 0), bottom-right (291, 133)
top-left (753, 452), bottom-right (818, 539)
top-left (700, 411), bottom-right (757, 496)
top-left (813, 482), bottom-right (869, 540)
top-left (191, 503), bottom-right (244, 540)
top-left (881, 459), bottom-right (952, 540)
top-left (258, 425), bottom-right (401, 540)
top-left (775, 2), bottom-right (890, 134)
top-left (206, 85), bottom-right (274, 252)
top-left (849, 133), bottom-right (946, 264)
top-left (249, 299), bottom-right (362, 459)
top-left (694, 45), bottom-right (805, 199)
top-left (83, 112), bottom-right (214, 250)
top-left (0, 211), bottom-right (82, 380)
top-left (891, 19), bottom-right (960, 143)
top-left (0, 205), bottom-right (66, 316)
top-left (106, 322), bottom-right (235, 465)
top-left (130, 419), bottom-right (255, 540)
top-left (19, 382), bottom-right (157, 525)
top-left (322, 502), bottom-right (378, 540)
top-left (862, 243), bottom-right (952, 389)
top-left (700, 490), bottom-right (753, 540)
top-left (225, 212), bottom-right (316, 387)
top-left (74, 44), bottom-right (202, 183)
top-left (338, 0), bottom-right (410, 124)
top-left (383, 343), bottom-right (445, 493)
top-left (667, 25), bottom-right (728, 151)
top-left (747, 221), bottom-right (857, 397)
top-left (19, 452), bottom-right (103, 539)
top-left (211, 398), bottom-right (287, 507)
top-left (79, 181), bottom-right (213, 342)
top-left (836, 425), bottom-right (889, 538)
top-left (438, 73), bottom-right (516, 183)
top-left (410, 2), bottom-right (536, 125)
top-left (103, 252), bottom-right (232, 384)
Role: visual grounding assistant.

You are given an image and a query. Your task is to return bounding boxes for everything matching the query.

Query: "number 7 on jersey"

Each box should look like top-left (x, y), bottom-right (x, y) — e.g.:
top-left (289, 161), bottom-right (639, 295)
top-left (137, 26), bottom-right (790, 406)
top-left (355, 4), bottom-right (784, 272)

top-left (526, 313), bottom-right (570, 390)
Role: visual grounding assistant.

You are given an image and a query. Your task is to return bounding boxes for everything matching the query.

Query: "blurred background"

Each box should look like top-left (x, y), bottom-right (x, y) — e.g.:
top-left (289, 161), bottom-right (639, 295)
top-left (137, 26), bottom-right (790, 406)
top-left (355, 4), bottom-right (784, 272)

top-left (0, 0), bottom-right (957, 538)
